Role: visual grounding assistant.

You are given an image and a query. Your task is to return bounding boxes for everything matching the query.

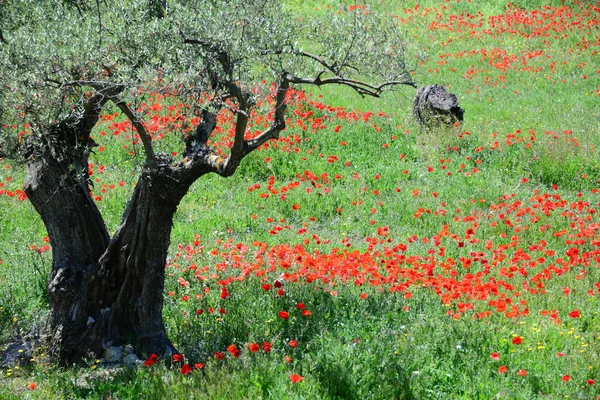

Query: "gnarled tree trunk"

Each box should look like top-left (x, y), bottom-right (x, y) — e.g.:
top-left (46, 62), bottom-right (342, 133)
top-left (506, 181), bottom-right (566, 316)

top-left (22, 93), bottom-right (202, 364)
top-left (413, 84), bottom-right (464, 127)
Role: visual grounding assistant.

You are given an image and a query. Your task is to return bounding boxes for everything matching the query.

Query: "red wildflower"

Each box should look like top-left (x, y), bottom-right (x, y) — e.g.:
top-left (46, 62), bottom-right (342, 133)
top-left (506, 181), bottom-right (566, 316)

top-left (172, 353), bottom-right (184, 363)
top-left (262, 284), bottom-right (272, 291)
top-left (568, 310), bottom-right (581, 318)
top-left (145, 353), bottom-right (159, 367)
top-left (180, 363), bottom-right (192, 375)
top-left (284, 355), bottom-right (292, 363)
top-left (498, 366), bottom-right (508, 374)
top-left (301, 309), bottom-right (312, 317)
top-left (561, 375), bottom-right (571, 382)
top-left (220, 287), bottom-right (229, 299)
top-left (290, 373), bottom-right (304, 383)
top-left (263, 342), bottom-right (272, 353)
top-left (194, 363), bottom-right (204, 369)
top-left (517, 369), bottom-right (527, 376)
top-left (227, 344), bottom-right (241, 358)
top-left (214, 352), bottom-right (225, 360)
top-left (490, 352), bottom-right (500, 360)
top-left (28, 383), bottom-right (37, 390)
top-left (249, 343), bottom-right (261, 353)
top-left (289, 340), bottom-right (298, 348)
top-left (587, 379), bottom-right (595, 385)
top-left (296, 303), bottom-right (305, 309)
top-left (512, 336), bottom-right (523, 345)
top-left (278, 311), bottom-right (290, 320)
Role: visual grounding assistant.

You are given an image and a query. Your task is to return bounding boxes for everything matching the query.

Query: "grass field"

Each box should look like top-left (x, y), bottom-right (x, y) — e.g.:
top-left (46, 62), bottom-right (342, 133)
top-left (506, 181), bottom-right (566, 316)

top-left (1, 1), bottom-right (600, 398)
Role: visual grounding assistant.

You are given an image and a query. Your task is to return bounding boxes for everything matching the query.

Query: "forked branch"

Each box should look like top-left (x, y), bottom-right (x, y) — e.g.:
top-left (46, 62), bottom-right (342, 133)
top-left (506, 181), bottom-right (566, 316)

top-left (107, 95), bottom-right (157, 169)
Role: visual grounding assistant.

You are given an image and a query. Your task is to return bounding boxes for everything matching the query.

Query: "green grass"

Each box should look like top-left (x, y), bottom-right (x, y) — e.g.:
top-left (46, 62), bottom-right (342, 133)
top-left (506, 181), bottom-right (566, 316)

top-left (2, 0), bottom-right (600, 398)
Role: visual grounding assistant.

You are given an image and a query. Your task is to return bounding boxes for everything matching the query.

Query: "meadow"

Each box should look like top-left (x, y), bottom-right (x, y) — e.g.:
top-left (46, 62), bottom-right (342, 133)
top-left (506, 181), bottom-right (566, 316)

top-left (1, 0), bottom-right (600, 398)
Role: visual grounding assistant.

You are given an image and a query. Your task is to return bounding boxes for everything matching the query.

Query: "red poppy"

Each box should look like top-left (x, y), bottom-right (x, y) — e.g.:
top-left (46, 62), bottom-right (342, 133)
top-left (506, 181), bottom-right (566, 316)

top-left (561, 375), bottom-right (571, 382)
top-left (290, 373), bottom-right (304, 383)
top-left (214, 352), bottom-right (225, 360)
top-left (301, 309), bottom-right (312, 317)
top-left (490, 352), bottom-right (500, 360)
top-left (180, 363), bottom-right (192, 375)
top-left (279, 311), bottom-right (289, 320)
top-left (587, 379), bottom-right (595, 385)
top-left (227, 344), bottom-right (241, 358)
top-left (172, 353), bottom-right (184, 363)
top-left (517, 369), bottom-right (527, 376)
top-left (284, 355), bottom-right (292, 363)
top-left (249, 343), bottom-right (261, 353)
top-left (28, 383), bottom-right (37, 390)
top-left (289, 340), bottom-right (298, 348)
top-left (296, 303), bottom-right (305, 309)
top-left (498, 366), bottom-right (508, 374)
top-left (220, 287), bottom-right (230, 299)
top-left (144, 353), bottom-right (159, 367)
top-left (568, 310), bottom-right (581, 318)
top-left (194, 363), bottom-right (204, 369)
top-left (512, 336), bottom-right (523, 345)
top-left (262, 284), bottom-right (271, 291)
top-left (263, 342), bottom-right (272, 353)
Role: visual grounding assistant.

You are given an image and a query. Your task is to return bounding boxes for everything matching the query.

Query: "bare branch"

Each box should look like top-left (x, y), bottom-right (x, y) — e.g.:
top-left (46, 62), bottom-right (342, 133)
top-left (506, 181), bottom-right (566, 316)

top-left (107, 95), bottom-right (157, 169)
top-left (183, 109), bottom-right (217, 159)
top-left (208, 73), bottom-right (290, 177)
top-left (288, 74), bottom-right (416, 97)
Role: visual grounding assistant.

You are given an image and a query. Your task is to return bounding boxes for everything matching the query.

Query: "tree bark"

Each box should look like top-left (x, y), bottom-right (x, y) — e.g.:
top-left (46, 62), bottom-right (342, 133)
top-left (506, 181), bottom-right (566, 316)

top-left (413, 84), bottom-right (464, 127)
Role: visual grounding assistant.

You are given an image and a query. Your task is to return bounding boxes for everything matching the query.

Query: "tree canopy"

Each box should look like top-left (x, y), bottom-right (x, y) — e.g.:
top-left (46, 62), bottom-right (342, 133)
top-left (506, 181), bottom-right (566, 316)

top-left (1, 0), bottom-right (414, 155)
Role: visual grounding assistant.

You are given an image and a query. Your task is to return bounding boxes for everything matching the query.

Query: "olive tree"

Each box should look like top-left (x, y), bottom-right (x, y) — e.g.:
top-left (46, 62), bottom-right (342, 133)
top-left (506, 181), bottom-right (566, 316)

top-left (0, 0), bottom-right (414, 364)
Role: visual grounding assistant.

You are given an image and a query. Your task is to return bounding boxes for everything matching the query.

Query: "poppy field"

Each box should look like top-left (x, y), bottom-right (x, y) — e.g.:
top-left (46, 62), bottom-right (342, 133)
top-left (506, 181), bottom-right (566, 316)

top-left (1, 0), bottom-right (600, 398)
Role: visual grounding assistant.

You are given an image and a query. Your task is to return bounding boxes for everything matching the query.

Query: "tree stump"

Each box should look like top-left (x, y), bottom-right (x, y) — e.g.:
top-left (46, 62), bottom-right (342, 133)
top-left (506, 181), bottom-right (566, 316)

top-left (413, 84), bottom-right (464, 127)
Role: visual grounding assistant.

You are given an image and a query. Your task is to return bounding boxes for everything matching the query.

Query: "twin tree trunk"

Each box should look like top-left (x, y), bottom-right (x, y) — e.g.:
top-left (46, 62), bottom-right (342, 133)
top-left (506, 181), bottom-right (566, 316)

top-left (24, 116), bottom-right (201, 364)
top-left (25, 159), bottom-right (190, 363)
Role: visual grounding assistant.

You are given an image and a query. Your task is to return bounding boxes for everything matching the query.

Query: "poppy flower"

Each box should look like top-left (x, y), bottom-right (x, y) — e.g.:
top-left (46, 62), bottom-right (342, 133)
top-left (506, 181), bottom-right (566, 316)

top-left (296, 303), bottom-right (305, 309)
top-left (284, 355), bottom-right (292, 363)
top-left (301, 309), bottom-right (312, 317)
top-left (490, 352), bottom-right (500, 360)
top-left (517, 369), bottom-right (527, 376)
top-left (28, 383), bottom-right (37, 390)
top-left (561, 375), bottom-right (571, 382)
top-left (144, 353), bottom-right (159, 367)
top-left (587, 379), bottom-right (595, 385)
top-left (263, 342), bottom-right (272, 353)
top-left (249, 343), bottom-right (261, 353)
top-left (194, 363), bottom-right (204, 369)
top-left (289, 340), bottom-right (298, 348)
top-left (512, 336), bottom-right (523, 345)
top-left (172, 353), bottom-right (184, 363)
top-left (180, 363), bottom-right (192, 375)
top-left (227, 344), bottom-right (241, 358)
top-left (278, 311), bottom-right (289, 320)
top-left (290, 373), bottom-right (304, 383)
top-left (214, 352), bottom-right (224, 360)
top-left (220, 287), bottom-right (230, 299)
top-left (498, 366), bottom-right (508, 374)
top-left (568, 310), bottom-right (581, 318)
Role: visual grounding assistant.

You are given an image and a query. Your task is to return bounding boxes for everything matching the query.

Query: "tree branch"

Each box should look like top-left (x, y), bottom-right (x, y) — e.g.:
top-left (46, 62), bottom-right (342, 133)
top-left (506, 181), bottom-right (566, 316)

top-left (207, 73), bottom-right (290, 177)
top-left (107, 95), bottom-right (157, 169)
top-left (288, 74), bottom-right (416, 97)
